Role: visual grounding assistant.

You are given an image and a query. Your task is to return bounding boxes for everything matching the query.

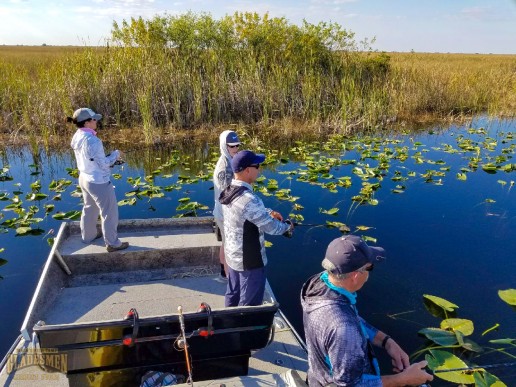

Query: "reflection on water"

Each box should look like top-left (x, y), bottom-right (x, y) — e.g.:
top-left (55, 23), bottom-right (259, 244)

top-left (1, 117), bottom-right (515, 384)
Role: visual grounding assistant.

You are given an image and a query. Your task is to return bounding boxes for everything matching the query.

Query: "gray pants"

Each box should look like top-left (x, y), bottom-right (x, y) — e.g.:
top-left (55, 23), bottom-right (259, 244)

top-left (79, 174), bottom-right (121, 247)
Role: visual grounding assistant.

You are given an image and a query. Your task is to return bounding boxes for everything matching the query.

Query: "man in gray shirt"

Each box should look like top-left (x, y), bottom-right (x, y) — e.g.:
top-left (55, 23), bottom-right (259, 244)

top-left (219, 150), bottom-right (293, 306)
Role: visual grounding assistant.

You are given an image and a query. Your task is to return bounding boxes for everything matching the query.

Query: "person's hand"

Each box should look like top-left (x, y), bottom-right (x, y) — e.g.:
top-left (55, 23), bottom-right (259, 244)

top-left (398, 361), bottom-right (433, 386)
top-left (385, 338), bottom-right (410, 372)
top-left (117, 150), bottom-right (124, 160)
top-left (270, 211), bottom-right (283, 221)
top-left (283, 219), bottom-right (294, 238)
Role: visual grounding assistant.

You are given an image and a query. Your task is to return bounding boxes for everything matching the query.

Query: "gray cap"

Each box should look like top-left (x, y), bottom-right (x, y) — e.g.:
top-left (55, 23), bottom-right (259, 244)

top-left (322, 235), bottom-right (386, 275)
top-left (72, 108), bottom-right (102, 123)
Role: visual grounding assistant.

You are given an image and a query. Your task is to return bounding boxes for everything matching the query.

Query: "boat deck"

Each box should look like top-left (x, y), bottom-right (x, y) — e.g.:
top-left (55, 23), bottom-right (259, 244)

top-left (45, 275), bottom-right (228, 325)
top-left (0, 218), bottom-right (308, 386)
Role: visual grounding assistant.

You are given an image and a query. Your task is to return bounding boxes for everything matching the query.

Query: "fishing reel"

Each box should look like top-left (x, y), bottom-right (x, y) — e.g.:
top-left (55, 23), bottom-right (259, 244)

top-left (282, 219), bottom-right (294, 238)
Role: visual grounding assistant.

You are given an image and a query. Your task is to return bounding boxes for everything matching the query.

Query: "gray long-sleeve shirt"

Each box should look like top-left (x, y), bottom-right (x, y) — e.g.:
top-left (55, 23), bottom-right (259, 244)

top-left (219, 180), bottom-right (290, 271)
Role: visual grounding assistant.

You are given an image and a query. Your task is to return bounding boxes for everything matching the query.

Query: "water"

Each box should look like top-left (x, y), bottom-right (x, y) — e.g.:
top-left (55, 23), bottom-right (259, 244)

top-left (1, 117), bottom-right (515, 385)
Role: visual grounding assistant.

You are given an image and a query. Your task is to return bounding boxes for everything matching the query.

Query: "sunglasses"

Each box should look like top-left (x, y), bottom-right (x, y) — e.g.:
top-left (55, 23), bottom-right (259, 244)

top-left (228, 144), bottom-right (240, 148)
top-left (249, 164), bottom-right (260, 169)
top-left (359, 264), bottom-right (374, 273)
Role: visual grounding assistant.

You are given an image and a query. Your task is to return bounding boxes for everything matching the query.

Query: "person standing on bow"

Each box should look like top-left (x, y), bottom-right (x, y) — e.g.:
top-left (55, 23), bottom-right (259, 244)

top-left (213, 130), bottom-right (241, 282)
top-left (219, 150), bottom-right (294, 306)
top-left (301, 235), bottom-right (433, 387)
top-left (69, 108), bottom-right (129, 253)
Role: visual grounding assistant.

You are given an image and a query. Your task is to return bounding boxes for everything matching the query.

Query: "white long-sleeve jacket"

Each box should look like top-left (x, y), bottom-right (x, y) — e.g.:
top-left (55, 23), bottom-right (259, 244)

top-left (213, 130), bottom-right (235, 220)
top-left (70, 129), bottom-right (119, 184)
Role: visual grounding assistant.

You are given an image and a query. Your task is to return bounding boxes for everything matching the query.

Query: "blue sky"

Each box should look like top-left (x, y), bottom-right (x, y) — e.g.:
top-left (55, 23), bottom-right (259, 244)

top-left (1, 0), bottom-right (515, 53)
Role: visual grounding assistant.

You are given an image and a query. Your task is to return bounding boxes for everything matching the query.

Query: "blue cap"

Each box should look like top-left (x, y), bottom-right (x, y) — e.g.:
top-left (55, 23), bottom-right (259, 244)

top-left (322, 235), bottom-right (386, 274)
top-left (231, 150), bottom-right (265, 173)
top-left (226, 131), bottom-right (241, 145)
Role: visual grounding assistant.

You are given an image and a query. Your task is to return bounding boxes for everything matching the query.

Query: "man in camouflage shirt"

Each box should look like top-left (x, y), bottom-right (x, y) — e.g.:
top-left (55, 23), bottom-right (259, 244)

top-left (219, 150), bottom-right (293, 306)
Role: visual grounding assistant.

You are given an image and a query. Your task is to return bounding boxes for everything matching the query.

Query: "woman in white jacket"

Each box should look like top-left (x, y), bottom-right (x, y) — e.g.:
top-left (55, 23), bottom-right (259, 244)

top-left (213, 130), bottom-right (241, 280)
top-left (69, 108), bottom-right (128, 252)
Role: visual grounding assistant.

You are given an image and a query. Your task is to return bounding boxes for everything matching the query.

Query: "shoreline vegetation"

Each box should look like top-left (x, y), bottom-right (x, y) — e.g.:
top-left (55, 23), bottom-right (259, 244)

top-left (1, 12), bottom-right (515, 147)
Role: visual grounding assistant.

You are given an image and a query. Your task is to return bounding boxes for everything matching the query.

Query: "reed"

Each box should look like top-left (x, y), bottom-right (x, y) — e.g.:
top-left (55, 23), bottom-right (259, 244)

top-left (0, 12), bottom-right (515, 143)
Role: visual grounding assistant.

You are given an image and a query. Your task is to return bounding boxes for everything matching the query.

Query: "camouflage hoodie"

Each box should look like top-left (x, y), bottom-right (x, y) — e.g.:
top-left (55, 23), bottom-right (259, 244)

top-left (300, 272), bottom-right (382, 386)
top-left (219, 180), bottom-right (290, 271)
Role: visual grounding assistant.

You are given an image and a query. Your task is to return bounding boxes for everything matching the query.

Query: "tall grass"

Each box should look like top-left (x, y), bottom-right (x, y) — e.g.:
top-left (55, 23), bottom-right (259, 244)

top-left (0, 12), bottom-right (515, 144)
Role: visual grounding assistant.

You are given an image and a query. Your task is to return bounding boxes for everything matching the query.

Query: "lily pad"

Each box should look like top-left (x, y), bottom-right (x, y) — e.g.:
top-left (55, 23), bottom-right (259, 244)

top-left (16, 227), bottom-right (33, 235)
top-left (52, 210), bottom-right (81, 220)
top-left (426, 350), bottom-right (475, 385)
top-left (418, 328), bottom-right (457, 346)
top-left (474, 370), bottom-right (507, 387)
top-left (423, 294), bottom-right (459, 312)
top-left (498, 289), bottom-right (516, 305)
top-left (440, 318), bottom-right (474, 336)
top-left (320, 207), bottom-right (339, 215)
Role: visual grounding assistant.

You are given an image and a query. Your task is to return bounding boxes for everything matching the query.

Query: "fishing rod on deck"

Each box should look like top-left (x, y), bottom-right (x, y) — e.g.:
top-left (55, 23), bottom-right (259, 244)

top-left (176, 305), bottom-right (194, 386)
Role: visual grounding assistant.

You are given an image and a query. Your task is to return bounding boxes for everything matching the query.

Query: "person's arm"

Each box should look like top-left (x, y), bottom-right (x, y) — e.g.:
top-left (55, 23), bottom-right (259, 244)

top-left (89, 138), bottom-right (118, 172)
top-left (381, 361), bottom-right (433, 387)
top-left (245, 197), bottom-right (290, 235)
top-left (371, 331), bottom-right (409, 372)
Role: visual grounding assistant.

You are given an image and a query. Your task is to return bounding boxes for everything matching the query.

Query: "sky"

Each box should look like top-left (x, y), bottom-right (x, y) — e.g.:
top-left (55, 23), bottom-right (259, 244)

top-left (1, 0), bottom-right (515, 54)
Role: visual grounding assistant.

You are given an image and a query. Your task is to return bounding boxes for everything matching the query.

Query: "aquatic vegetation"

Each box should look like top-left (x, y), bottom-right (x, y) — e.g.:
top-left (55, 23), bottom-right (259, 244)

top-left (1, 15), bottom-right (516, 139)
top-left (0, 124), bottom-right (515, 383)
top-left (0, 124), bottom-right (514, 238)
top-left (414, 293), bottom-right (516, 386)
top-left (498, 289), bottom-right (516, 306)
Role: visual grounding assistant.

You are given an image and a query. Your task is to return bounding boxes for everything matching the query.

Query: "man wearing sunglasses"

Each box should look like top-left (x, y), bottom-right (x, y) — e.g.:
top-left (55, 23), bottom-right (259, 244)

top-left (301, 235), bottom-right (432, 386)
top-left (219, 150), bottom-right (294, 307)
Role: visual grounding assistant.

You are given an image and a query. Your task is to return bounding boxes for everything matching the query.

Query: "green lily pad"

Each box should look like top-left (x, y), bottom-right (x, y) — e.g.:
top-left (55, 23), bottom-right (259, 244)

top-left (423, 294), bottom-right (459, 312)
top-left (418, 328), bottom-right (457, 346)
top-left (16, 227), bottom-right (33, 235)
top-left (321, 207), bottom-right (339, 215)
top-left (482, 164), bottom-right (498, 173)
top-left (118, 198), bottom-right (137, 206)
top-left (440, 318), bottom-right (474, 336)
top-left (474, 370), bottom-right (507, 387)
top-left (52, 210), bottom-right (81, 220)
top-left (498, 289), bottom-right (516, 305)
top-left (426, 350), bottom-right (475, 385)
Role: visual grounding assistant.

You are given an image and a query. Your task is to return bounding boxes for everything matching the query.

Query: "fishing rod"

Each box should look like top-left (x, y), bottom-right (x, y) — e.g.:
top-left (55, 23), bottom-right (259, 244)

top-left (433, 361), bottom-right (516, 373)
top-left (177, 305), bottom-right (193, 386)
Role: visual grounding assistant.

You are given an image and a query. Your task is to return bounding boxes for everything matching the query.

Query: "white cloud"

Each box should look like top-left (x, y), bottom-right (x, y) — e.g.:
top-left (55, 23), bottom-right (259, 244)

top-left (460, 6), bottom-right (492, 19)
top-left (310, 0), bottom-right (356, 4)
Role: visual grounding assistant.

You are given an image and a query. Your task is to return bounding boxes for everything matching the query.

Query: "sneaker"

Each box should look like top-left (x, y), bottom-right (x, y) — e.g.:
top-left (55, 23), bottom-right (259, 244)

top-left (214, 274), bottom-right (228, 283)
top-left (106, 242), bottom-right (129, 252)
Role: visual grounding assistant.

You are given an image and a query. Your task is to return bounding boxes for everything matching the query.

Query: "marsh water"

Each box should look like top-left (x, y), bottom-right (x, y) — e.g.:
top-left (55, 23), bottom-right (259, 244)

top-left (1, 117), bottom-right (515, 385)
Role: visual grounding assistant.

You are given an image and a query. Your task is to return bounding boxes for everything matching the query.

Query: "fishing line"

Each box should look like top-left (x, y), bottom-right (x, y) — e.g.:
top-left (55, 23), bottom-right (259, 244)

top-left (433, 361), bottom-right (516, 374)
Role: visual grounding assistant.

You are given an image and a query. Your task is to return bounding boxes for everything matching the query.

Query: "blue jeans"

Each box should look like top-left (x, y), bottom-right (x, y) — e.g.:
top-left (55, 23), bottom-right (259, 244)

top-left (225, 266), bottom-right (266, 307)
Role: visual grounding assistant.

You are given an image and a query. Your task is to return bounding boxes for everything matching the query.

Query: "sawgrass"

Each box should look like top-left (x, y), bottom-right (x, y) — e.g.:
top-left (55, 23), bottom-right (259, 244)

top-left (0, 13), bottom-right (515, 144)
